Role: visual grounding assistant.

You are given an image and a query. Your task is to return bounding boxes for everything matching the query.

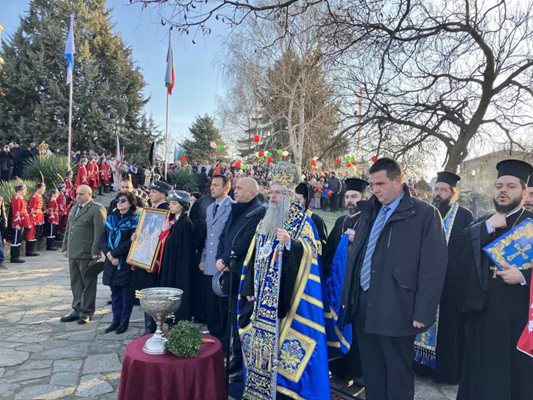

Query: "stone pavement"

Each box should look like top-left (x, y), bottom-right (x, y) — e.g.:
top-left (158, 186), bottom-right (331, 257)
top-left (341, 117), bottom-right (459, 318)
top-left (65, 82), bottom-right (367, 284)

top-left (0, 203), bottom-right (458, 399)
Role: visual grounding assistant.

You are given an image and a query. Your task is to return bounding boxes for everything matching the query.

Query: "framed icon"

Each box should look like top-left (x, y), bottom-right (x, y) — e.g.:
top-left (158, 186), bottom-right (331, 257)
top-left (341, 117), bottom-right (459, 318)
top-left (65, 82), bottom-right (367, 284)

top-left (126, 207), bottom-right (169, 271)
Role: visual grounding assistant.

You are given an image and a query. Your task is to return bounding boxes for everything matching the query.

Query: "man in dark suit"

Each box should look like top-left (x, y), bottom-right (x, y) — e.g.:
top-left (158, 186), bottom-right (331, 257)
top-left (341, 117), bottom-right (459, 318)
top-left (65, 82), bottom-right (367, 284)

top-left (107, 178), bottom-right (146, 214)
top-left (215, 177), bottom-right (266, 380)
top-left (60, 184), bottom-right (106, 324)
top-left (342, 158), bottom-right (447, 400)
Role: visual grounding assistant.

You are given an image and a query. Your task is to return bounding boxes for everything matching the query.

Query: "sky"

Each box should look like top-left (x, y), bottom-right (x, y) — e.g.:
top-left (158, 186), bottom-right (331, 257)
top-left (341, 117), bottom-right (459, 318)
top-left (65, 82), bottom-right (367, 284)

top-left (0, 0), bottom-right (228, 144)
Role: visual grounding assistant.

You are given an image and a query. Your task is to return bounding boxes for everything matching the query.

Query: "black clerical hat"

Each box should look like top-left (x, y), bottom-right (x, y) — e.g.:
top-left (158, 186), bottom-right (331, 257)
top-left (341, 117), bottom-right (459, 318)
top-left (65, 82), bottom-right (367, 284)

top-left (148, 180), bottom-right (172, 195)
top-left (436, 171), bottom-right (461, 187)
top-left (496, 159), bottom-right (533, 183)
top-left (345, 178), bottom-right (369, 193)
top-left (295, 182), bottom-right (311, 200)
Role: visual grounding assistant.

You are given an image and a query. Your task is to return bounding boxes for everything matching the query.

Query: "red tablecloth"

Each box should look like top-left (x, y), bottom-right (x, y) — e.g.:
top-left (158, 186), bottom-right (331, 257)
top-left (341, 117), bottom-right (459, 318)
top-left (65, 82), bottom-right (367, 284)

top-left (118, 334), bottom-right (227, 400)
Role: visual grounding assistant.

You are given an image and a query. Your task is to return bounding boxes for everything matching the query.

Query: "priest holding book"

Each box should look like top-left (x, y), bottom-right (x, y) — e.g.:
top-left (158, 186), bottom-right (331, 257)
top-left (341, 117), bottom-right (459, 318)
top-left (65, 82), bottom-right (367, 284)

top-left (456, 159), bottom-right (533, 400)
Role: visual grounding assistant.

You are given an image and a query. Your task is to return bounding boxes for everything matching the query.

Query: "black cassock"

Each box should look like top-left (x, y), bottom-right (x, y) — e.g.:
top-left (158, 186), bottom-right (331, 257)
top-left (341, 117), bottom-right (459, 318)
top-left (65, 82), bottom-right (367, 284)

top-left (456, 208), bottom-right (533, 400)
top-left (322, 212), bottom-right (363, 380)
top-left (415, 204), bottom-right (473, 383)
top-left (157, 213), bottom-right (195, 322)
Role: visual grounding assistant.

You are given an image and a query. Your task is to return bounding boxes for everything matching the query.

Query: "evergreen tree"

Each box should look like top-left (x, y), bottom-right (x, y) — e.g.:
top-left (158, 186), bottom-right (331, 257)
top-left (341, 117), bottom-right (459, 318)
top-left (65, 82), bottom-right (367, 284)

top-left (0, 0), bottom-right (159, 155)
top-left (182, 114), bottom-right (226, 164)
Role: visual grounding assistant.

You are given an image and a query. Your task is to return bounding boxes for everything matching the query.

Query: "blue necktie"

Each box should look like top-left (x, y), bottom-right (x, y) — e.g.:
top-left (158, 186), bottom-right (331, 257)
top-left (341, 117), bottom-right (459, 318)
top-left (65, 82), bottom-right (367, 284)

top-left (360, 205), bottom-right (390, 291)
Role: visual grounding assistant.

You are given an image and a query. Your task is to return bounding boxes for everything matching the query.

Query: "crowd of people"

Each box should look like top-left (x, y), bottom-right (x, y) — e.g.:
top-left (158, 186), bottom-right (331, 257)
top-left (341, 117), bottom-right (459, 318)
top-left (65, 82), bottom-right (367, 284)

top-left (1, 147), bottom-right (532, 400)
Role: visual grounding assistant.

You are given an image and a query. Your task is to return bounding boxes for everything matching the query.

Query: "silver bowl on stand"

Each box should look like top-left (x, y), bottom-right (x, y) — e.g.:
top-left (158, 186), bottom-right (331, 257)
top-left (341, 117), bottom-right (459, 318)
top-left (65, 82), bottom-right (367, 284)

top-left (136, 287), bottom-right (183, 355)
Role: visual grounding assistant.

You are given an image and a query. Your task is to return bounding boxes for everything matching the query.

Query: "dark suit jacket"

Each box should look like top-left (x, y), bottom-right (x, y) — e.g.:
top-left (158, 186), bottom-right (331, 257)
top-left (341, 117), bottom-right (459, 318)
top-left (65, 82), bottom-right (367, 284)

top-left (342, 185), bottom-right (448, 336)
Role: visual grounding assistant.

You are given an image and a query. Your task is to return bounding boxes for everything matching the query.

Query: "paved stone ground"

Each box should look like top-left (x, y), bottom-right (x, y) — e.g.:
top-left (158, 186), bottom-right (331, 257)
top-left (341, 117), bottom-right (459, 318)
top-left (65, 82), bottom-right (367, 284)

top-left (0, 200), bottom-right (458, 399)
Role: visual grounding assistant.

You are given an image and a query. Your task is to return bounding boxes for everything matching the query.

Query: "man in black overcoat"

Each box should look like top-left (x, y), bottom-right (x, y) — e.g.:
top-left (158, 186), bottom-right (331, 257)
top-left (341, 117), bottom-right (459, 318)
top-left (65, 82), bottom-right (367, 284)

top-left (342, 158), bottom-right (448, 400)
top-left (215, 177), bottom-right (266, 380)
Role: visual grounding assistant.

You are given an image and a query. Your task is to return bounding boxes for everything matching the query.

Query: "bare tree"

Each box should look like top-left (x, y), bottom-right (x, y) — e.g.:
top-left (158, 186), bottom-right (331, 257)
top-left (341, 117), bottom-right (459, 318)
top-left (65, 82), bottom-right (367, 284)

top-left (134, 0), bottom-right (533, 172)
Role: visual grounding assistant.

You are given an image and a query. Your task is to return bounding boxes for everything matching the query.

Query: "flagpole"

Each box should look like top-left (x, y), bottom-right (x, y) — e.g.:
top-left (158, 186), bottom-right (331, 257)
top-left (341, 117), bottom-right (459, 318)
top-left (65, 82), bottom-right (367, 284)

top-left (67, 76), bottom-right (73, 169)
top-left (164, 91), bottom-right (169, 180)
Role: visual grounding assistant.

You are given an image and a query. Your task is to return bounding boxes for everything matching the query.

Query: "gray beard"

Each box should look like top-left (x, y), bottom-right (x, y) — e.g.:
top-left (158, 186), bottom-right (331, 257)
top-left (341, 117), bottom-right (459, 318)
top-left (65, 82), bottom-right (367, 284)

top-left (258, 197), bottom-right (291, 238)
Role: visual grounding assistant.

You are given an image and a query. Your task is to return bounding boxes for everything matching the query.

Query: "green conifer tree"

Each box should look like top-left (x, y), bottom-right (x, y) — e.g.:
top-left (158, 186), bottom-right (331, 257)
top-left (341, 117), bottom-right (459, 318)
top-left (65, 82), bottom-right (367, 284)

top-left (182, 114), bottom-right (226, 164)
top-left (0, 0), bottom-right (159, 156)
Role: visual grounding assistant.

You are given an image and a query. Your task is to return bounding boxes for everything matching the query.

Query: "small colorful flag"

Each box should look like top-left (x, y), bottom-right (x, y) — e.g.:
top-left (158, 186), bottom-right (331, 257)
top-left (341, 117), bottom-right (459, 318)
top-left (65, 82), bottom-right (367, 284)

top-left (64, 16), bottom-right (75, 84)
top-left (165, 33), bottom-right (174, 95)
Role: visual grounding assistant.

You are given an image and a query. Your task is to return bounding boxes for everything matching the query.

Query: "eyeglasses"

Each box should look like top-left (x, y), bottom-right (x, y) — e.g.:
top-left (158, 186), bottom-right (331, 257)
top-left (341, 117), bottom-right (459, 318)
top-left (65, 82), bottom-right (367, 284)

top-left (75, 192), bottom-right (84, 195)
top-left (116, 198), bottom-right (128, 203)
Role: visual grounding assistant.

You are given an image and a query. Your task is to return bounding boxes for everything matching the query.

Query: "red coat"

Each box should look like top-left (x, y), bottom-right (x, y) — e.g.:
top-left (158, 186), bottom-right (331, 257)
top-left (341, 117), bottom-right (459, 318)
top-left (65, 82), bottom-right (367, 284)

top-left (75, 164), bottom-right (88, 187)
top-left (28, 193), bottom-right (45, 225)
top-left (64, 178), bottom-right (74, 200)
top-left (57, 192), bottom-right (67, 217)
top-left (46, 198), bottom-right (60, 224)
top-left (87, 162), bottom-right (100, 188)
top-left (10, 195), bottom-right (32, 229)
top-left (100, 162), bottom-right (111, 184)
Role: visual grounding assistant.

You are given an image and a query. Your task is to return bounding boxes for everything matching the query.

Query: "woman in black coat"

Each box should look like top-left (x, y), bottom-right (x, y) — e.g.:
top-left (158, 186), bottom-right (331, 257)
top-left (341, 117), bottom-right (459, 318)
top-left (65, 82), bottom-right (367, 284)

top-left (157, 190), bottom-right (195, 323)
top-left (101, 192), bottom-right (139, 334)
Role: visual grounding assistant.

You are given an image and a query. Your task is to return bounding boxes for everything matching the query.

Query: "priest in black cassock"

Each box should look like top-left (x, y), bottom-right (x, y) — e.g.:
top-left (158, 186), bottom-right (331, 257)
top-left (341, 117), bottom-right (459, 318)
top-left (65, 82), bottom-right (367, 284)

top-left (456, 159), bottom-right (533, 400)
top-left (525, 173), bottom-right (533, 212)
top-left (294, 182), bottom-right (328, 248)
top-left (323, 178), bottom-right (368, 385)
top-left (413, 171), bottom-right (473, 383)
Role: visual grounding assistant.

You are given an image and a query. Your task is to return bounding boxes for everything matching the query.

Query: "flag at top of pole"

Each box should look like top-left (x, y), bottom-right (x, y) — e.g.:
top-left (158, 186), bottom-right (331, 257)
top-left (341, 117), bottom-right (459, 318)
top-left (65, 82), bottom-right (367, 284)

top-left (64, 16), bottom-right (75, 85)
top-left (165, 33), bottom-right (174, 95)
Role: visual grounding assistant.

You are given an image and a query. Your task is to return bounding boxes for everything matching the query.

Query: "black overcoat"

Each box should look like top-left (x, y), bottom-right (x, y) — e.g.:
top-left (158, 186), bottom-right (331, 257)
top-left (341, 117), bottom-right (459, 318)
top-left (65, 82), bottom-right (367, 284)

top-left (342, 185), bottom-right (448, 336)
top-left (156, 213), bottom-right (195, 322)
top-left (100, 209), bottom-right (137, 287)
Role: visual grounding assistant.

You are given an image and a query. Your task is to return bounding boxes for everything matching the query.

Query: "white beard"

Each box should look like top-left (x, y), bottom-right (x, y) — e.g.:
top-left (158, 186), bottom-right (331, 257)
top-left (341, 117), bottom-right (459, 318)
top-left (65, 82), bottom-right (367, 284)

top-left (258, 196), bottom-right (291, 239)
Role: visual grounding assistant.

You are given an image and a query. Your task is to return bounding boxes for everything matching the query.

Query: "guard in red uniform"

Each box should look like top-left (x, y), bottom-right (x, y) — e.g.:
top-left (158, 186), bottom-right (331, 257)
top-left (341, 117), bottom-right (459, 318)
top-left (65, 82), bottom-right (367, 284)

top-left (75, 158), bottom-right (89, 188)
top-left (56, 183), bottom-right (68, 239)
top-left (44, 189), bottom-right (60, 251)
top-left (87, 157), bottom-right (102, 196)
top-left (25, 183), bottom-right (46, 256)
top-left (100, 157), bottom-right (111, 193)
top-left (64, 170), bottom-right (75, 202)
top-left (10, 184), bottom-right (31, 263)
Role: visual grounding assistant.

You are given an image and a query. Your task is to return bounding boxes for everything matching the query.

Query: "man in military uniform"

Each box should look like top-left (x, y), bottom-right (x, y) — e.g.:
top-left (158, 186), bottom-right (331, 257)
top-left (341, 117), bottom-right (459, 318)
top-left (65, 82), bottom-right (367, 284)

top-left (10, 184), bottom-right (32, 263)
top-left (25, 182), bottom-right (46, 257)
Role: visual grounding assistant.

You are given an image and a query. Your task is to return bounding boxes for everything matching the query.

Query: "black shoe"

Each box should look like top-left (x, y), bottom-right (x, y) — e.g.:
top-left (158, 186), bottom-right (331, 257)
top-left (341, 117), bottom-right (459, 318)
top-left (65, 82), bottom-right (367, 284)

top-left (116, 325), bottom-right (128, 334)
top-left (60, 314), bottom-right (79, 322)
top-left (228, 357), bottom-right (243, 374)
top-left (77, 316), bottom-right (91, 325)
top-left (10, 258), bottom-right (25, 263)
top-left (105, 323), bottom-right (119, 333)
top-left (25, 241), bottom-right (39, 256)
top-left (106, 299), bottom-right (112, 305)
top-left (46, 238), bottom-right (58, 251)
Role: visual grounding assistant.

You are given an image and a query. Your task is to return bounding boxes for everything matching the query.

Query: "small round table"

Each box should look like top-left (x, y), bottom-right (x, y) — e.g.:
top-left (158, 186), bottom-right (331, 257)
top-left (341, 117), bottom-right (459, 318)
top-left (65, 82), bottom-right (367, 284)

top-left (118, 334), bottom-right (227, 400)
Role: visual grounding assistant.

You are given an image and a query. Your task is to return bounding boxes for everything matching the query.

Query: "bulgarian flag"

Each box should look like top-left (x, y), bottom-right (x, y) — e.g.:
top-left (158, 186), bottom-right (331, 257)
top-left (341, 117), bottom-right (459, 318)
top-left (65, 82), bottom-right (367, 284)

top-left (165, 33), bottom-right (174, 95)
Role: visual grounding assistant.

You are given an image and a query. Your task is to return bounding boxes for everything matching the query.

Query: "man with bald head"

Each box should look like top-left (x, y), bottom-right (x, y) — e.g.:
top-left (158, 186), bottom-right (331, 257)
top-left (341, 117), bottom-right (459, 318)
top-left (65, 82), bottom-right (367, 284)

top-left (216, 177), bottom-right (267, 380)
top-left (60, 185), bottom-right (106, 324)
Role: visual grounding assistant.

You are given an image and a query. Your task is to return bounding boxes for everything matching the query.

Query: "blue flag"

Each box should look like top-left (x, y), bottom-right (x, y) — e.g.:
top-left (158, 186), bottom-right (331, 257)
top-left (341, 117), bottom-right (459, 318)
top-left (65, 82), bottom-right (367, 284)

top-left (64, 16), bottom-right (75, 84)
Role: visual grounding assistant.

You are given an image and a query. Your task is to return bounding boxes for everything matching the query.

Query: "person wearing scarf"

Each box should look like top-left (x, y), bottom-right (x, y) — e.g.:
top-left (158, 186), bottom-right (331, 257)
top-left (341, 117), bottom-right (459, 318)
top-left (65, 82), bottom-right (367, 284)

top-left (101, 191), bottom-right (139, 334)
top-left (156, 190), bottom-right (195, 323)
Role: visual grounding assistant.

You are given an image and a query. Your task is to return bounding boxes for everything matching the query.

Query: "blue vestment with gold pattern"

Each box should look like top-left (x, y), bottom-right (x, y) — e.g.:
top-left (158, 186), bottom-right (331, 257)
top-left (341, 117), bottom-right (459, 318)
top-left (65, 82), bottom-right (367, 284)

top-left (238, 201), bottom-right (330, 400)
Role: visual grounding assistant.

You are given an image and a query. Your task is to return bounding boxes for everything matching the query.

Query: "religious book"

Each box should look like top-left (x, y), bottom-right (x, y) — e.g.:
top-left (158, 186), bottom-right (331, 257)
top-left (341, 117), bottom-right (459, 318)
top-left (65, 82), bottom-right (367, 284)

top-left (483, 217), bottom-right (533, 271)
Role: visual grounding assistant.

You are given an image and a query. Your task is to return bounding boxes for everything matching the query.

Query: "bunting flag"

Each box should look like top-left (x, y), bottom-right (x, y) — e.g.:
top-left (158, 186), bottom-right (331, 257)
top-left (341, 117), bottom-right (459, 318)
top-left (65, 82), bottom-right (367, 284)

top-left (115, 134), bottom-right (121, 162)
top-left (64, 16), bottom-right (75, 84)
top-left (165, 33), bottom-right (174, 95)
